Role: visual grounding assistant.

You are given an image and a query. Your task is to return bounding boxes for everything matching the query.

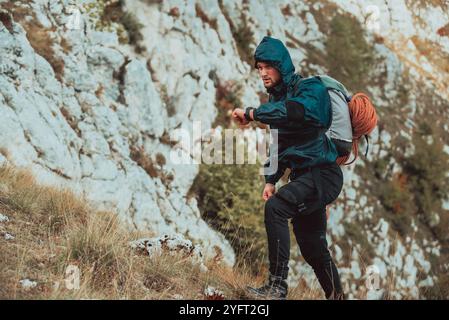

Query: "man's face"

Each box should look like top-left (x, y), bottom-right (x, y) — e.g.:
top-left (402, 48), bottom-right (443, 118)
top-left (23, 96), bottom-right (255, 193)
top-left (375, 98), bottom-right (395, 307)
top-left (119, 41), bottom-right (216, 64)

top-left (257, 62), bottom-right (281, 89)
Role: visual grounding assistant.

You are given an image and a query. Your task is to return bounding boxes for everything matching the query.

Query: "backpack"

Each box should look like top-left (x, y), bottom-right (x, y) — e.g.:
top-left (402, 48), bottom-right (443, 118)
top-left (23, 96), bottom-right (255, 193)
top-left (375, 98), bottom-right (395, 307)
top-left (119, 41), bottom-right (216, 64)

top-left (297, 75), bottom-right (378, 166)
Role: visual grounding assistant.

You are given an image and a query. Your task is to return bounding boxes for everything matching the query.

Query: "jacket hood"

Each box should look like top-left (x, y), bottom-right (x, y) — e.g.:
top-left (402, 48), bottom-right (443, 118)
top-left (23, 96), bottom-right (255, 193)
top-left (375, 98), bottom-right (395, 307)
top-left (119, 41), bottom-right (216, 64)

top-left (254, 36), bottom-right (295, 88)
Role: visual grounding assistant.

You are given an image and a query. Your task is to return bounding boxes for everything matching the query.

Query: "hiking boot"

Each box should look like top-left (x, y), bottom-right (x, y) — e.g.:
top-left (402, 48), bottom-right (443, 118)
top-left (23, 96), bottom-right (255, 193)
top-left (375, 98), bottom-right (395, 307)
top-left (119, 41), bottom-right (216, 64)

top-left (246, 274), bottom-right (288, 300)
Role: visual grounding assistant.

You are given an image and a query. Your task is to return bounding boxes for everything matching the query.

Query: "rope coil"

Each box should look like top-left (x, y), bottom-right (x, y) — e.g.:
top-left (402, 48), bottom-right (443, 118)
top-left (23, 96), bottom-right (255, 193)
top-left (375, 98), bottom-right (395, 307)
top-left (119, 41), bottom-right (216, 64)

top-left (337, 93), bottom-right (378, 166)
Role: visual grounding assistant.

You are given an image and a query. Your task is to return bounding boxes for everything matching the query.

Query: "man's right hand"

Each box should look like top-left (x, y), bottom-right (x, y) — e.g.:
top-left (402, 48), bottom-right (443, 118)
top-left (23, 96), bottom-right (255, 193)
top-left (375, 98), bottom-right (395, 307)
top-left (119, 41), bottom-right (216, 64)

top-left (231, 108), bottom-right (250, 126)
top-left (262, 183), bottom-right (276, 201)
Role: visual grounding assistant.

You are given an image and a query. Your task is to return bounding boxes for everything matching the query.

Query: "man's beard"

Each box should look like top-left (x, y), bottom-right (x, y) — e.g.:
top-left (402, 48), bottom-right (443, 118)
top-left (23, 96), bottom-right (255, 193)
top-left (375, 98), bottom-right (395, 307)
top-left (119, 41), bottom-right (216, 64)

top-left (263, 79), bottom-right (274, 88)
top-left (266, 81), bottom-right (285, 95)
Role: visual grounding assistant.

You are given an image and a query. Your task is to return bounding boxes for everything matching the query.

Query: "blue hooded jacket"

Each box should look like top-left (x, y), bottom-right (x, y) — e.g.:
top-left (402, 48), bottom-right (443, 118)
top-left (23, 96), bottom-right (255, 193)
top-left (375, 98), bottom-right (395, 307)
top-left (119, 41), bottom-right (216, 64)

top-left (252, 36), bottom-right (338, 184)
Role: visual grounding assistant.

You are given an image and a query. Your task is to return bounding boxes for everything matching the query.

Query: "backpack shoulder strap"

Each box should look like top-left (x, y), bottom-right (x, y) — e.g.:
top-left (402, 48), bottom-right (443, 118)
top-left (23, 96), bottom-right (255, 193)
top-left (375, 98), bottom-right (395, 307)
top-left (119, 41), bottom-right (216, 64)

top-left (291, 75), bottom-right (321, 96)
top-left (317, 75), bottom-right (351, 102)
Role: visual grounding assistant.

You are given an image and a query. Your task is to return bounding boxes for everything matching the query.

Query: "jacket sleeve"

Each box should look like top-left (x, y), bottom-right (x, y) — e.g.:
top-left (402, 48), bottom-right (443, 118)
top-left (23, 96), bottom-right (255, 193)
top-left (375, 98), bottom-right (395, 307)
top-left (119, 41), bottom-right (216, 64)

top-left (262, 139), bottom-right (287, 185)
top-left (253, 78), bottom-right (331, 128)
top-left (264, 159), bottom-right (286, 185)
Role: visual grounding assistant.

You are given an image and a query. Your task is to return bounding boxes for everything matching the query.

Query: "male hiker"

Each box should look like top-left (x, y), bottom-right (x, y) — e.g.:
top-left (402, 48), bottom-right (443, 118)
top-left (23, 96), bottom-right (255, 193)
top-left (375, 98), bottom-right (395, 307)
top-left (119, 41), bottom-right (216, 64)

top-left (232, 36), bottom-right (344, 300)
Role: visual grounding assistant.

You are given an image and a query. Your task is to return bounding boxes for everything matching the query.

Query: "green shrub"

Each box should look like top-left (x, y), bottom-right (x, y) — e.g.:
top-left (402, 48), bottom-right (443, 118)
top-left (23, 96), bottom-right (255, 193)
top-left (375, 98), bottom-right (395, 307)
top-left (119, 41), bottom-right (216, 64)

top-left (325, 14), bottom-right (376, 92)
top-left (191, 161), bottom-right (267, 274)
top-left (377, 174), bottom-right (415, 236)
top-left (218, 0), bottom-right (254, 66)
top-left (119, 11), bottom-right (144, 52)
top-left (371, 156), bottom-right (390, 179)
top-left (403, 130), bottom-right (449, 239)
top-left (342, 221), bottom-right (375, 258)
top-left (85, 0), bottom-right (145, 53)
top-left (233, 14), bottom-right (254, 66)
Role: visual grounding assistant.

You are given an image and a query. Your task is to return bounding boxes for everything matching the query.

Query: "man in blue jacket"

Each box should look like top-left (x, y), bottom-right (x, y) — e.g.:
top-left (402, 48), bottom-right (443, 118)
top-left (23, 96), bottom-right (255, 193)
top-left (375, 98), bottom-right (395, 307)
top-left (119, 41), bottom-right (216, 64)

top-left (232, 36), bottom-right (344, 300)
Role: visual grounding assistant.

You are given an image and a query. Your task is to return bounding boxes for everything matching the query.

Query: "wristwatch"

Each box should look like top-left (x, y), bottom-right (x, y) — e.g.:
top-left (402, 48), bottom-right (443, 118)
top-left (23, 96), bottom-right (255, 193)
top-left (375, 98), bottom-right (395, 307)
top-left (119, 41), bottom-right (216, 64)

top-left (244, 107), bottom-right (255, 121)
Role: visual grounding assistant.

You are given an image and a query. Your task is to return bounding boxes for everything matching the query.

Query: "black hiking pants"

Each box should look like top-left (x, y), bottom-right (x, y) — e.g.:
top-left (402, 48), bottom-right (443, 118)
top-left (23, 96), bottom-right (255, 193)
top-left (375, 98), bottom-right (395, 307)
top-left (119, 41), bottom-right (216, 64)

top-left (264, 162), bottom-right (344, 299)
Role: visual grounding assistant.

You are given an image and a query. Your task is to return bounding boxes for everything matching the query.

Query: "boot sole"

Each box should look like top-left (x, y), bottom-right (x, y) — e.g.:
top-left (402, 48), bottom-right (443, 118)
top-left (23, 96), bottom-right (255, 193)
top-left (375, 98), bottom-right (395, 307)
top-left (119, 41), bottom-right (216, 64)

top-left (246, 286), bottom-right (287, 300)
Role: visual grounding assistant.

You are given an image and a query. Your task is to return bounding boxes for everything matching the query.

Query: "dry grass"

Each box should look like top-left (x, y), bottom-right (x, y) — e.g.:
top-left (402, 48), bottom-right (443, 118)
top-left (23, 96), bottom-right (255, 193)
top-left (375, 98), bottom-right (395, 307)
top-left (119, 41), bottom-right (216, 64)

top-left (410, 35), bottom-right (449, 74)
top-left (0, 11), bottom-right (14, 33)
top-left (195, 3), bottom-right (218, 31)
top-left (129, 145), bottom-right (159, 178)
top-left (0, 163), bottom-right (320, 300)
top-left (25, 25), bottom-right (65, 82)
top-left (129, 146), bottom-right (174, 186)
top-left (437, 23), bottom-right (449, 37)
top-left (1, 1), bottom-right (65, 82)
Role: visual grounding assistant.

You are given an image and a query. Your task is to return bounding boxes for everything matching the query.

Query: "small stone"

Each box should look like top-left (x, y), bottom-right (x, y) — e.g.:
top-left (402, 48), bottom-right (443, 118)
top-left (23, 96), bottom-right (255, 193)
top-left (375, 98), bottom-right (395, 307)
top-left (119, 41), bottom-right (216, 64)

top-left (4, 232), bottom-right (14, 240)
top-left (199, 263), bottom-right (208, 273)
top-left (19, 279), bottom-right (37, 289)
top-left (204, 286), bottom-right (224, 300)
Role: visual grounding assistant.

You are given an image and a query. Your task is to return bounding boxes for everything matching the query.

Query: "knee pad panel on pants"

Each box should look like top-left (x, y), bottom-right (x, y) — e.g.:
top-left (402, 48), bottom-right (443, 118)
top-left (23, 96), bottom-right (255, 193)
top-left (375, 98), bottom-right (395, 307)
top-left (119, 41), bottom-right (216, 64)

top-left (275, 179), bottom-right (314, 207)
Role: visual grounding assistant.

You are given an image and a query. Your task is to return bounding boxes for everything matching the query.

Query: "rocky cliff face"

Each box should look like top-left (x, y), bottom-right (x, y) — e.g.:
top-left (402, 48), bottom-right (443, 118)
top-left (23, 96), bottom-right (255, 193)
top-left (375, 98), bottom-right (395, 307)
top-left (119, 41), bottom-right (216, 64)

top-left (1, 0), bottom-right (448, 299)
